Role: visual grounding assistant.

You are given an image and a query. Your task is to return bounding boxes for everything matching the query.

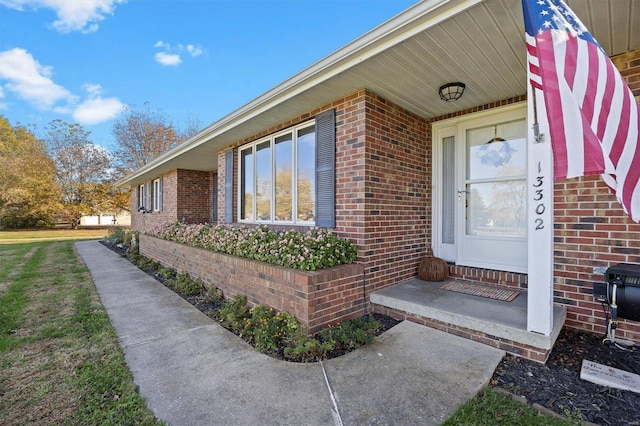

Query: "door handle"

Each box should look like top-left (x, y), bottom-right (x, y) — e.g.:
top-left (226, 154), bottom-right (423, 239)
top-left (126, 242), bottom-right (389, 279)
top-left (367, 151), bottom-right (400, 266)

top-left (457, 187), bottom-right (468, 200)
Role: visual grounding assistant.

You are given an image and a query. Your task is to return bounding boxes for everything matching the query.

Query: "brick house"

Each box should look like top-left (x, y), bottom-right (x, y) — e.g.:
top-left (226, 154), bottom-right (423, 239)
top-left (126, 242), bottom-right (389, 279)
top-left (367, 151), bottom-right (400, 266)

top-left (118, 0), bottom-right (640, 362)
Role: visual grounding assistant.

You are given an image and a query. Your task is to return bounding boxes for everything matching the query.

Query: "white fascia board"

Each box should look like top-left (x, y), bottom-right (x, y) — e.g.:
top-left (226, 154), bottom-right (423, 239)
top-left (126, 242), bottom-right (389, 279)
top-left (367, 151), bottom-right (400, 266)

top-left (117, 0), bottom-right (483, 188)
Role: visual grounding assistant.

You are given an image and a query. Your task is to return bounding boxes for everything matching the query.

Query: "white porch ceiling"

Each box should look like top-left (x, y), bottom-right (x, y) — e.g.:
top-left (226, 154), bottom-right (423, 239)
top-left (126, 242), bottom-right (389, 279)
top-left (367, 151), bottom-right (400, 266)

top-left (119, 0), bottom-right (639, 187)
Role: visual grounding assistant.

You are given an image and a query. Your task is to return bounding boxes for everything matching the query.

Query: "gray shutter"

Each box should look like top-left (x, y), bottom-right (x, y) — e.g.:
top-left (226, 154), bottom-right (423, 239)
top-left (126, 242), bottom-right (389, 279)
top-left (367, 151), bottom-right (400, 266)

top-left (315, 109), bottom-right (335, 228)
top-left (212, 173), bottom-right (219, 222)
top-left (224, 149), bottom-right (234, 222)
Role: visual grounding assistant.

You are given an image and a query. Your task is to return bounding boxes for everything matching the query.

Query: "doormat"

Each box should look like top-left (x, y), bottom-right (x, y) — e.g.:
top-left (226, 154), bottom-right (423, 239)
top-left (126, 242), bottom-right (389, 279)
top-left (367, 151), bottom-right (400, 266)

top-left (440, 280), bottom-right (520, 302)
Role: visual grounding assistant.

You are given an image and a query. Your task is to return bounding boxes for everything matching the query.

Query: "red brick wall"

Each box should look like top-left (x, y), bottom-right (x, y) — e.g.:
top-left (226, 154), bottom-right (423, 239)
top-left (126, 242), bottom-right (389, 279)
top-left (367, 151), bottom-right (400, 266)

top-left (176, 169), bottom-right (213, 224)
top-left (131, 169), bottom-right (213, 232)
top-left (140, 234), bottom-right (365, 333)
top-left (357, 92), bottom-right (429, 291)
top-left (554, 177), bottom-right (640, 341)
top-left (131, 170), bottom-right (178, 232)
top-left (614, 48), bottom-right (640, 101)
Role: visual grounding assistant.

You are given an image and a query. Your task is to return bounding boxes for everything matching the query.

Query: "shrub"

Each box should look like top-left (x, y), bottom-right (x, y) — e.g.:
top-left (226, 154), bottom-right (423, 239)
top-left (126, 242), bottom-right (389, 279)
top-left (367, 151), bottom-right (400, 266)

top-left (244, 306), bottom-right (299, 353)
top-left (215, 295), bottom-right (251, 333)
top-left (103, 227), bottom-right (127, 245)
top-left (202, 287), bottom-right (224, 304)
top-left (284, 336), bottom-right (334, 362)
top-left (318, 317), bottom-right (381, 351)
top-left (173, 272), bottom-right (205, 296)
top-left (146, 223), bottom-right (357, 271)
top-left (156, 266), bottom-right (176, 281)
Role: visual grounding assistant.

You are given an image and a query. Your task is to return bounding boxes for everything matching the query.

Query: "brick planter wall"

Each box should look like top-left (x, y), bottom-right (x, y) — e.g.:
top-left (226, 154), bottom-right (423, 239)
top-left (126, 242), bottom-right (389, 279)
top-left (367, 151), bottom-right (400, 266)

top-left (139, 234), bottom-right (365, 333)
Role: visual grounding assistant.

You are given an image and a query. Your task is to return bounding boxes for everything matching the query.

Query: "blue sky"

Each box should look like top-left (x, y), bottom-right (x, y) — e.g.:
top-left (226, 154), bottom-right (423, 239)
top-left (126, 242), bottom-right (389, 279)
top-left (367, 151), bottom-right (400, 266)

top-left (0, 0), bottom-right (416, 152)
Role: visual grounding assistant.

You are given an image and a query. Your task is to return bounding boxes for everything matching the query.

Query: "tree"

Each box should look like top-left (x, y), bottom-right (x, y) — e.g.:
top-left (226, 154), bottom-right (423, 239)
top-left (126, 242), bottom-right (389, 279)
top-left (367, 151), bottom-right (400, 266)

top-left (111, 103), bottom-right (202, 176)
top-left (45, 119), bottom-right (113, 227)
top-left (0, 117), bottom-right (61, 228)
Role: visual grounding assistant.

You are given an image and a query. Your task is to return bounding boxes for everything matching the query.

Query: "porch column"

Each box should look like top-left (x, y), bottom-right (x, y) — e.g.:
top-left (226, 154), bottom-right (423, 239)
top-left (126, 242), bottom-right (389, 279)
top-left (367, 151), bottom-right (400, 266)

top-left (526, 85), bottom-right (554, 336)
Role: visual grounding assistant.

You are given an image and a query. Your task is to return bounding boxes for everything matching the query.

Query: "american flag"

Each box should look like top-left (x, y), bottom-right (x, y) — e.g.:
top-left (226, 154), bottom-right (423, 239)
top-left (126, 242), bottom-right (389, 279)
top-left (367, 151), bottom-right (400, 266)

top-left (523, 0), bottom-right (640, 222)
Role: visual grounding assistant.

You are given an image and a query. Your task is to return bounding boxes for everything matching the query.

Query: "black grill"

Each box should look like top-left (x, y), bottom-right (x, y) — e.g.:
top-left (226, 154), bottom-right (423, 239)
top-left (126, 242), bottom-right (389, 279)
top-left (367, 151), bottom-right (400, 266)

top-left (593, 263), bottom-right (640, 324)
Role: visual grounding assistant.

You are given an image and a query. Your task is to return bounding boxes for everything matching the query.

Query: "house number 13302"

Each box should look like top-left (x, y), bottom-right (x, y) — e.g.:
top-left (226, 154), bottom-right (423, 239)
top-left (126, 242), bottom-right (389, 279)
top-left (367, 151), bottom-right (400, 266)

top-left (532, 161), bottom-right (545, 231)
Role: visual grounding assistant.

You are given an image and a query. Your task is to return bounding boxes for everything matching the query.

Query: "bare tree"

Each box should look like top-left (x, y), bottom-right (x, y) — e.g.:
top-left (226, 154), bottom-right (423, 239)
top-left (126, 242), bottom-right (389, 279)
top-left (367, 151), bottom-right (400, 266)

top-left (111, 103), bottom-right (202, 176)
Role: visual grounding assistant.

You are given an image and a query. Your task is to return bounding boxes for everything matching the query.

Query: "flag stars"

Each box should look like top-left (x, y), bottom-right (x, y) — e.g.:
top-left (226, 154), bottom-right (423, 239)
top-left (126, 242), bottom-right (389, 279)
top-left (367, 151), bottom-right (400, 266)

top-left (540, 10), bottom-right (549, 16)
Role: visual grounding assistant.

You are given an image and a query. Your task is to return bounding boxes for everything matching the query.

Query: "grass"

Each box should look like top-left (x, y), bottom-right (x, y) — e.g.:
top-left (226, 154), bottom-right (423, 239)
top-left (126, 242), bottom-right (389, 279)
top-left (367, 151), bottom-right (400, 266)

top-left (0, 228), bottom-right (110, 244)
top-left (0, 241), bottom-right (160, 425)
top-left (444, 387), bottom-right (581, 425)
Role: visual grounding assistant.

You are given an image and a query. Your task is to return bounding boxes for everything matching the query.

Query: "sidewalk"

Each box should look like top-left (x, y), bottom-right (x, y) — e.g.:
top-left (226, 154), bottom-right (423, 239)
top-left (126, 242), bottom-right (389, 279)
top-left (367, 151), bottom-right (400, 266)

top-left (75, 240), bottom-right (504, 426)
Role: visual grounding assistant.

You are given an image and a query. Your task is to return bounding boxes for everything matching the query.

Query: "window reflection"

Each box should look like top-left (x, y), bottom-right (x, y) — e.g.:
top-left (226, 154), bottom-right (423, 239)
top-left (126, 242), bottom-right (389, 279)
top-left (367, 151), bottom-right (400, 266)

top-left (275, 134), bottom-right (293, 221)
top-left (297, 126), bottom-right (315, 222)
top-left (240, 148), bottom-right (253, 220)
top-left (466, 119), bottom-right (527, 238)
top-left (256, 141), bottom-right (272, 220)
top-left (466, 181), bottom-right (526, 237)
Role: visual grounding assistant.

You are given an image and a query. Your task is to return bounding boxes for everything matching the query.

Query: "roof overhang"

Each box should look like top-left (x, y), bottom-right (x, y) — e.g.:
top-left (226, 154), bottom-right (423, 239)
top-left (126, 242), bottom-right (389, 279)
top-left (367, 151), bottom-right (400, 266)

top-left (118, 0), bottom-right (639, 187)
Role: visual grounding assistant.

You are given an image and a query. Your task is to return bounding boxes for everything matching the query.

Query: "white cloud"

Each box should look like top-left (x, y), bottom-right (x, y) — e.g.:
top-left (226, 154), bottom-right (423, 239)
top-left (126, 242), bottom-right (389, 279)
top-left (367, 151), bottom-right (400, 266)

top-left (153, 40), bottom-right (203, 66)
top-left (0, 48), bottom-right (125, 125)
top-left (187, 44), bottom-right (203, 57)
top-left (72, 97), bottom-right (125, 125)
top-left (0, 86), bottom-right (6, 110)
top-left (83, 83), bottom-right (103, 97)
top-left (0, 48), bottom-right (75, 110)
top-left (72, 83), bottom-right (125, 125)
top-left (155, 51), bottom-right (182, 66)
top-left (0, 0), bottom-right (126, 33)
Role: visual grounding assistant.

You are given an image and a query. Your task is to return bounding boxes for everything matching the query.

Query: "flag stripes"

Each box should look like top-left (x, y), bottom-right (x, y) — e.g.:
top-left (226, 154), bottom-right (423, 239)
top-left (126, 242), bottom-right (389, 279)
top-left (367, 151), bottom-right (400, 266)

top-left (522, 0), bottom-right (640, 222)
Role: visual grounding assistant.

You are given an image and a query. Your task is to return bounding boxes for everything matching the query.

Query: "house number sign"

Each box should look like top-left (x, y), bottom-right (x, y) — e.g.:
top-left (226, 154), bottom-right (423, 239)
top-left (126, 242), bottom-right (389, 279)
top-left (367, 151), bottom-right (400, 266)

top-left (532, 160), bottom-right (545, 231)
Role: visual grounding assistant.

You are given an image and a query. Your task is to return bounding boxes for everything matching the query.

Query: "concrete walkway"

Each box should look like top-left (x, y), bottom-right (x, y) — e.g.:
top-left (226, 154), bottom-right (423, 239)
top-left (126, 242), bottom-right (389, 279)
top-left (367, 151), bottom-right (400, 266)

top-left (75, 240), bottom-right (504, 426)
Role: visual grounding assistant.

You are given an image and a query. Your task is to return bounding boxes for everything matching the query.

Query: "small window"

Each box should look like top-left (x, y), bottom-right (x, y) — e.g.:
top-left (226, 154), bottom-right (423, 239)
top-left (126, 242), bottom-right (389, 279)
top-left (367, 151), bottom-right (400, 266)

top-left (153, 178), bottom-right (163, 211)
top-left (138, 184), bottom-right (146, 212)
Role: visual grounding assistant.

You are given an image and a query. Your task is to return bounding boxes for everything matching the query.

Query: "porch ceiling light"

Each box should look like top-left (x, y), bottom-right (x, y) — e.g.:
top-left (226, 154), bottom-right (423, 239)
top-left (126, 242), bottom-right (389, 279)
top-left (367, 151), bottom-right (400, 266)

top-left (438, 82), bottom-right (465, 102)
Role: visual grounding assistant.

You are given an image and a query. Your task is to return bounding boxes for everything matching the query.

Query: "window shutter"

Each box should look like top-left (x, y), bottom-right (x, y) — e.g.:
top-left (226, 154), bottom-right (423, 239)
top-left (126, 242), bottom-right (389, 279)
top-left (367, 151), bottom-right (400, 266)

top-left (224, 149), bottom-right (234, 222)
top-left (212, 174), bottom-right (219, 222)
top-left (315, 109), bottom-right (336, 228)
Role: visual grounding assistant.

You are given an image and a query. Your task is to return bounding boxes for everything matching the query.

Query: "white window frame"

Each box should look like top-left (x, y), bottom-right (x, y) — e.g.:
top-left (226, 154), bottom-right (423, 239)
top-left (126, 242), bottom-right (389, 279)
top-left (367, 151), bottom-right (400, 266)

top-left (138, 184), bottom-right (146, 212)
top-left (238, 121), bottom-right (315, 225)
top-left (153, 178), bottom-right (163, 212)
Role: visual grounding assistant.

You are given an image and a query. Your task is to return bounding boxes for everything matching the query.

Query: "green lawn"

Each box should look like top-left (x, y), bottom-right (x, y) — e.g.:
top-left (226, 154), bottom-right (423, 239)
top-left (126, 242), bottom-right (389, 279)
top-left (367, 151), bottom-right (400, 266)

top-left (444, 387), bottom-right (580, 425)
top-left (0, 240), bottom-right (161, 425)
top-left (0, 228), bottom-right (109, 244)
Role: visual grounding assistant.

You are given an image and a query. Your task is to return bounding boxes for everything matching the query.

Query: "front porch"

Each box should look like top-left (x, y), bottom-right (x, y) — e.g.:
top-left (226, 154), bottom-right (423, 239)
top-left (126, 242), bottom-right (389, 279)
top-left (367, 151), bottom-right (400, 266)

top-left (371, 278), bottom-right (566, 363)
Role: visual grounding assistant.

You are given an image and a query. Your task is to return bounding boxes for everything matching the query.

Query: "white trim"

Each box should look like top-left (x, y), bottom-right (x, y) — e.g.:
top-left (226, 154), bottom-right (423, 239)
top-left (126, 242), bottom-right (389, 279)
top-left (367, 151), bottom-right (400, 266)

top-left (138, 184), bottom-right (146, 211)
top-left (237, 121), bottom-right (316, 225)
top-left (153, 178), bottom-right (163, 212)
top-left (431, 125), bottom-right (457, 261)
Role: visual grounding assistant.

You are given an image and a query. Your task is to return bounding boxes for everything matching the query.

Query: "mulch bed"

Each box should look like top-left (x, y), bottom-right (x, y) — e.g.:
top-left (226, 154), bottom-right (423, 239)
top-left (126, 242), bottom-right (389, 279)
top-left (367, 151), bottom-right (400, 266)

top-left (101, 241), bottom-right (640, 423)
top-left (491, 328), bottom-right (640, 425)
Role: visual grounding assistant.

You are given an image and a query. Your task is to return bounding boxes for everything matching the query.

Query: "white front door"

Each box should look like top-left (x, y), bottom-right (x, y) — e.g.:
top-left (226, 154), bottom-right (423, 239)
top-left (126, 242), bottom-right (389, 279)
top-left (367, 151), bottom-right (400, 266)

top-left (433, 104), bottom-right (528, 273)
